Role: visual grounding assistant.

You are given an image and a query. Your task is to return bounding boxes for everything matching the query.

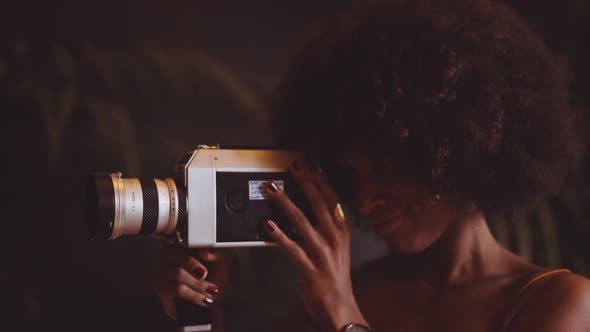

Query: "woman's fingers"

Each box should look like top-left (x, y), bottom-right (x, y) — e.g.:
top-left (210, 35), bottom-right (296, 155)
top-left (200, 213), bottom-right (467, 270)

top-left (152, 243), bottom-right (228, 320)
top-left (153, 261), bottom-right (220, 314)
top-left (263, 220), bottom-right (314, 271)
top-left (160, 245), bottom-right (209, 279)
top-left (197, 248), bottom-right (220, 262)
top-left (289, 162), bottom-right (342, 244)
top-left (155, 278), bottom-right (218, 307)
top-left (309, 169), bottom-right (350, 239)
top-left (265, 181), bottom-right (324, 251)
top-left (309, 168), bottom-right (340, 214)
top-left (155, 263), bottom-right (219, 295)
top-left (197, 247), bottom-right (233, 263)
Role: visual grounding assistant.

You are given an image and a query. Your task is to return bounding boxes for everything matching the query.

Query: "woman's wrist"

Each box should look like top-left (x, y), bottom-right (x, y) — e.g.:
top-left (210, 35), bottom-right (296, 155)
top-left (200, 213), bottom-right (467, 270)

top-left (324, 301), bottom-right (368, 332)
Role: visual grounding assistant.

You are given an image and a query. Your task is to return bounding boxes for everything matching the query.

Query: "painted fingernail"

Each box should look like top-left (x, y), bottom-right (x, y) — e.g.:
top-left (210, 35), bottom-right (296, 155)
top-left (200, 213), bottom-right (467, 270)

top-left (265, 220), bottom-right (276, 233)
top-left (292, 159), bottom-right (303, 170)
top-left (268, 181), bottom-right (279, 192)
top-left (207, 285), bottom-right (219, 295)
top-left (204, 297), bottom-right (214, 306)
top-left (194, 267), bottom-right (206, 279)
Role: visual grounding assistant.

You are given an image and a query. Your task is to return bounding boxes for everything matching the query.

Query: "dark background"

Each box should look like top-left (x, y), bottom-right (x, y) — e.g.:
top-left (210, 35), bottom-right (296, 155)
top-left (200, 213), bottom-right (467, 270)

top-left (2, 1), bottom-right (589, 331)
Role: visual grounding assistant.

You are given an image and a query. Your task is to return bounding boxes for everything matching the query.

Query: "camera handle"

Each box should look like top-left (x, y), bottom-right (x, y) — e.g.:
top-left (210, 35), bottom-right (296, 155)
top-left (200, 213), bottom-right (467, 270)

top-left (176, 297), bottom-right (212, 332)
top-left (176, 250), bottom-right (213, 332)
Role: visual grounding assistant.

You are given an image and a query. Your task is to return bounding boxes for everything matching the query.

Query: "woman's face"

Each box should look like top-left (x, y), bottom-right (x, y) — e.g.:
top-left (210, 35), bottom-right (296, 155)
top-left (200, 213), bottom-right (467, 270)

top-left (340, 154), bottom-right (458, 254)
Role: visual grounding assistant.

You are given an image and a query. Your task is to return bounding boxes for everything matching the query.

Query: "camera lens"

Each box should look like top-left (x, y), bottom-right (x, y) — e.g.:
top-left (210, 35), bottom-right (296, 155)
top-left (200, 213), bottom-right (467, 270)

top-left (87, 173), bottom-right (187, 240)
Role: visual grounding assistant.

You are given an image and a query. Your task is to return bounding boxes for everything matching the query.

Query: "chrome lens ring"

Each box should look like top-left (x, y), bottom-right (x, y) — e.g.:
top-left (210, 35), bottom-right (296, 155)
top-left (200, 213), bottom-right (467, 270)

top-left (88, 173), bottom-right (185, 240)
top-left (164, 178), bottom-right (179, 235)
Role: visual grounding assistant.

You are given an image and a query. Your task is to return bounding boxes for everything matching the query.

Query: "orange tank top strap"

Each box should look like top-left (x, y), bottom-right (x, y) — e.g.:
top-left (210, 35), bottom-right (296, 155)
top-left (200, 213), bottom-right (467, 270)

top-left (500, 268), bottom-right (571, 331)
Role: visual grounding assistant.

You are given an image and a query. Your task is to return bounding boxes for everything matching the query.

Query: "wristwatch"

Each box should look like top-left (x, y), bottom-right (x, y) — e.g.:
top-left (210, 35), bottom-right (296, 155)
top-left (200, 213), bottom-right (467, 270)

top-left (341, 323), bottom-right (372, 332)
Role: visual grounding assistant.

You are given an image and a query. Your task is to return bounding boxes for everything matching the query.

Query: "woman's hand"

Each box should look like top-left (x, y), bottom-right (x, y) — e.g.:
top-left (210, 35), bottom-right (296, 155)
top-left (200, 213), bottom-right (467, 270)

top-left (151, 242), bottom-right (232, 320)
top-left (263, 160), bottom-right (368, 332)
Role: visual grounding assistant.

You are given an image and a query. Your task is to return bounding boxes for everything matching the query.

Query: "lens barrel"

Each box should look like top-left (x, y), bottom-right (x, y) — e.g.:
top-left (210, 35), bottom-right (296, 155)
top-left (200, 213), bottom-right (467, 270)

top-left (87, 173), bottom-right (187, 240)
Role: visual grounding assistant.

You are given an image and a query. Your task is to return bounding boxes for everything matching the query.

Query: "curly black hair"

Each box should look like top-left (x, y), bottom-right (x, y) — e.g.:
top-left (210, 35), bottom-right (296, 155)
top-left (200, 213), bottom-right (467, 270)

top-left (271, 0), bottom-right (585, 216)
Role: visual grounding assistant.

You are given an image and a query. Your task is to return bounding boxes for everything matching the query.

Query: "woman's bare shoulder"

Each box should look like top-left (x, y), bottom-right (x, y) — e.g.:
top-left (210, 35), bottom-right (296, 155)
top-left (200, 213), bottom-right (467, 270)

top-left (521, 270), bottom-right (590, 308)
top-left (507, 270), bottom-right (590, 331)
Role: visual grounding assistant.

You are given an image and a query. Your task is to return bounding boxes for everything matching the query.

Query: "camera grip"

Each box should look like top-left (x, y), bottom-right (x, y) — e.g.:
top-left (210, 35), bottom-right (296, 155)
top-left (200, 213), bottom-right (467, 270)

top-left (176, 251), bottom-right (213, 331)
top-left (176, 297), bottom-right (212, 331)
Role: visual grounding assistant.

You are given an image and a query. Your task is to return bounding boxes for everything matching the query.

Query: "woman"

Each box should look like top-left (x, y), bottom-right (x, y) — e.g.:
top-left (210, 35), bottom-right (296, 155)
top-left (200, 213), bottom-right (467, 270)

top-left (152, 1), bottom-right (590, 331)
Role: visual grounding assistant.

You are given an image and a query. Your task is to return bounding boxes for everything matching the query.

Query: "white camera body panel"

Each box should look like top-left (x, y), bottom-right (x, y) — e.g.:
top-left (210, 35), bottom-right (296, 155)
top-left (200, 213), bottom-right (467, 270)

top-left (183, 147), bottom-right (300, 248)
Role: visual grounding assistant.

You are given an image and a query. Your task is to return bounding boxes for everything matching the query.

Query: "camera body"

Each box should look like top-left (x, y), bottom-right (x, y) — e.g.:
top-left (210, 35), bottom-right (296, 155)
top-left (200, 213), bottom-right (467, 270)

top-left (178, 145), bottom-right (307, 247)
top-left (88, 145), bottom-right (309, 248)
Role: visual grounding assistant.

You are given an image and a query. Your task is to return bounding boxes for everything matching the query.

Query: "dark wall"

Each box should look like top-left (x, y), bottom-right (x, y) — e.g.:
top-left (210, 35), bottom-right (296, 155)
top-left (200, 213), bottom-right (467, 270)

top-left (2, 1), bottom-right (589, 331)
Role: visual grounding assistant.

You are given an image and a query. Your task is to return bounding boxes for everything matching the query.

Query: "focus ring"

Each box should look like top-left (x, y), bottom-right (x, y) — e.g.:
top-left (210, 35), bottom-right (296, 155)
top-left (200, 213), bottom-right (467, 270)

top-left (177, 187), bottom-right (188, 229)
top-left (140, 179), bottom-right (159, 234)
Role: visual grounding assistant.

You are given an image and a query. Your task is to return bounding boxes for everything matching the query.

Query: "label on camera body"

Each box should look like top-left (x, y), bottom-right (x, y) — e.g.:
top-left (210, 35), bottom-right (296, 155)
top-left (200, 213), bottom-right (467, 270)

top-left (248, 180), bottom-right (284, 200)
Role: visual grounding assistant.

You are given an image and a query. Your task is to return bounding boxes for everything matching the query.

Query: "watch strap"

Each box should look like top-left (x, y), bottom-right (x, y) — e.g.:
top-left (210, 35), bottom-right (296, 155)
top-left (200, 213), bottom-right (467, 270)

top-left (341, 323), bottom-right (372, 332)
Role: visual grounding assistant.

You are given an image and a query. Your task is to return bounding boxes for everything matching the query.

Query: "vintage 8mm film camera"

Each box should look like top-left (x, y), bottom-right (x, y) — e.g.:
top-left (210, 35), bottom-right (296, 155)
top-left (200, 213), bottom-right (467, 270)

top-left (87, 145), bottom-right (311, 332)
top-left (88, 145), bottom-right (310, 247)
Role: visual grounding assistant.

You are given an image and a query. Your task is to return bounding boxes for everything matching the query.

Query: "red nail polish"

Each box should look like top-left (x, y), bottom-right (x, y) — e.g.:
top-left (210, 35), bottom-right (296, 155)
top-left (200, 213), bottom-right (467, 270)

top-left (204, 297), bottom-right (214, 306)
top-left (194, 267), bottom-right (206, 279)
top-left (268, 181), bottom-right (278, 192)
top-left (207, 285), bottom-right (219, 295)
top-left (265, 220), bottom-right (276, 232)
